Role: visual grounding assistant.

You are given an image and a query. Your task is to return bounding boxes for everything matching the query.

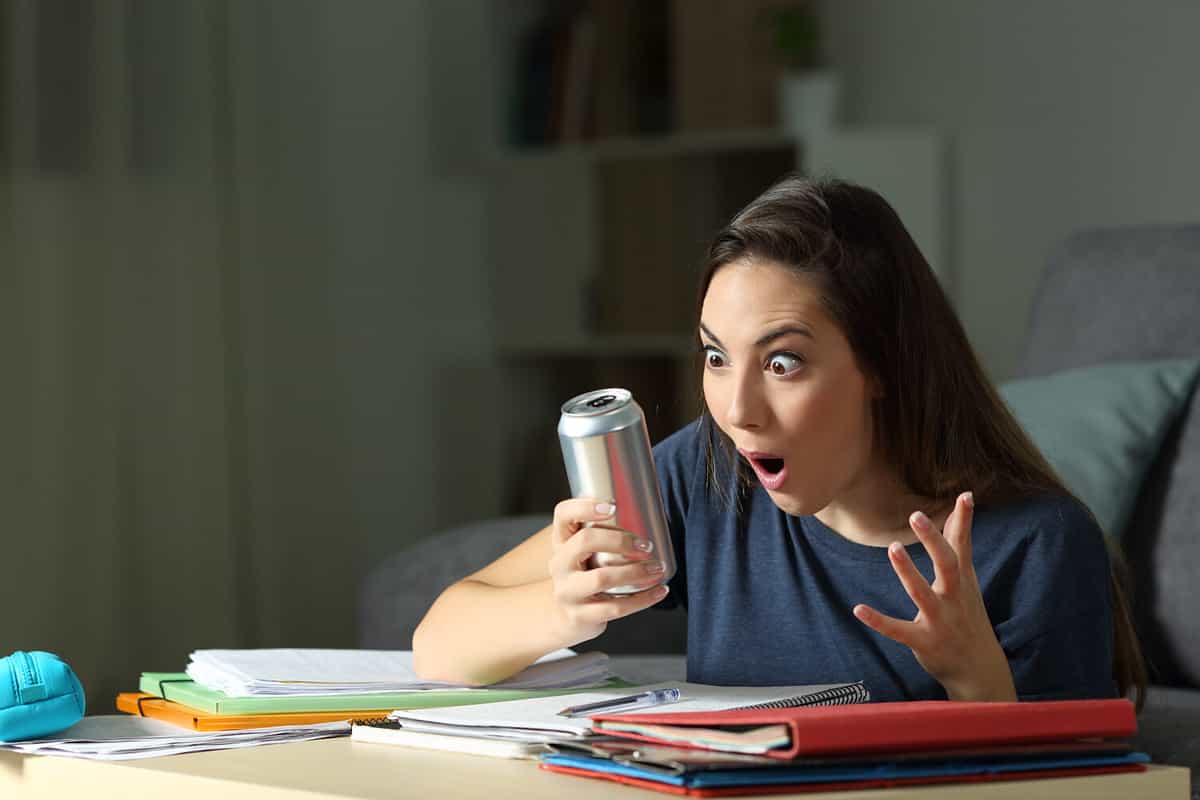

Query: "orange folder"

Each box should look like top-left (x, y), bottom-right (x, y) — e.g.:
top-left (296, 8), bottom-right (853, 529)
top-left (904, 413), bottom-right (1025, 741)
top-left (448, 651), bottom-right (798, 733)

top-left (116, 692), bottom-right (390, 731)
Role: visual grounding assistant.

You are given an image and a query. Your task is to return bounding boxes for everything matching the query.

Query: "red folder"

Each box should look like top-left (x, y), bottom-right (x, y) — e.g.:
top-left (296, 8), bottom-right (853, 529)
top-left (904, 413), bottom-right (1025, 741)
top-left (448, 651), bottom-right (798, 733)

top-left (591, 699), bottom-right (1137, 759)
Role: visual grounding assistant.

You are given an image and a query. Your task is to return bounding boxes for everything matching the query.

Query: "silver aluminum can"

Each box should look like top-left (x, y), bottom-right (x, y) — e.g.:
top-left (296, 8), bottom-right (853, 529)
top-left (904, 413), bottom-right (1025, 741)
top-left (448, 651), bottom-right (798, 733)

top-left (557, 388), bottom-right (677, 595)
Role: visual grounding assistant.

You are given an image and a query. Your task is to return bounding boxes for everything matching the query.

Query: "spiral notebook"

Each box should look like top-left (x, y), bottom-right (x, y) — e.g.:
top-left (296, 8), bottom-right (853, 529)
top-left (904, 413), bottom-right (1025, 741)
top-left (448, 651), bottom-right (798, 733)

top-left (729, 682), bottom-right (868, 710)
top-left (351, 681), bottom-right (869, 759)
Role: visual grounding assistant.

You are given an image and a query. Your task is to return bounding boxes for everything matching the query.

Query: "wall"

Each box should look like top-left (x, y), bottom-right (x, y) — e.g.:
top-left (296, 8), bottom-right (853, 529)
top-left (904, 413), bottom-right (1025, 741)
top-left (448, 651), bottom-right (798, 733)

top-left (292, 0), bottom-right (499, 568)
top-left (315, 0), bottom-right (504, 563)
top-left (0, 1), bottom-right (500, 705)
top-left (824, 1), bottom-right (1200, 378)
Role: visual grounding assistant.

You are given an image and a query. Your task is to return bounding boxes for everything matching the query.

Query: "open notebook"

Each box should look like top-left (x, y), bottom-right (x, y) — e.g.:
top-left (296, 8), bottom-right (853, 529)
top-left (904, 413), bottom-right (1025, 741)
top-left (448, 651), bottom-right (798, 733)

top-left (351, 681), bottom-right (868, 759)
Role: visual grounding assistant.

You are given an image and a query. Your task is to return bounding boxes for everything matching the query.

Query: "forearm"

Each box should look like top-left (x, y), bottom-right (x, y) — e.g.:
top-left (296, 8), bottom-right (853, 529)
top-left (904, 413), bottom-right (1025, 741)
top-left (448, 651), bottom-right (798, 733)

top-left (411, 577), bottom-right (575, 686)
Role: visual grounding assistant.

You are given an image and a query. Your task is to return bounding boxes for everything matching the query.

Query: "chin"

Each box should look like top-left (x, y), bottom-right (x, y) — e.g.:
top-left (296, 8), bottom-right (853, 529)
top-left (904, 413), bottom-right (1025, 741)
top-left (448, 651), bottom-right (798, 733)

top-left (764, 488), bottom-right (818, 518)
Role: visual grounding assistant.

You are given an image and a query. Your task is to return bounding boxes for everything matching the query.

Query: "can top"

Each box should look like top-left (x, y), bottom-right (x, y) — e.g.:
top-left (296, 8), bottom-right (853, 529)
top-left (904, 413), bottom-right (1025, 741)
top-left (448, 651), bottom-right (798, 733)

top-left (558, 388), bottom-right (643, 440)
top-left (560, 388), bottom-right (632, 417)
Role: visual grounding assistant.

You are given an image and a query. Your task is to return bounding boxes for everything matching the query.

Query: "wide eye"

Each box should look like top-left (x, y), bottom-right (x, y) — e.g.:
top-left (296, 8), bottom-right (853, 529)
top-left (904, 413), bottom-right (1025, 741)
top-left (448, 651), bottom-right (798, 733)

top-left (702, 346), bottom-right (726, 369)
top-left (766, 352), bottom-right (804, 376)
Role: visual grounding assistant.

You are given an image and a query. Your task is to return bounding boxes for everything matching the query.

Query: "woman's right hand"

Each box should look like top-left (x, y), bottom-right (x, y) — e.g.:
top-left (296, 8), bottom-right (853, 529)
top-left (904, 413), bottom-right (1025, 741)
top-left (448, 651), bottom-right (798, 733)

top-left (548, 498), bottom-right (671, 646)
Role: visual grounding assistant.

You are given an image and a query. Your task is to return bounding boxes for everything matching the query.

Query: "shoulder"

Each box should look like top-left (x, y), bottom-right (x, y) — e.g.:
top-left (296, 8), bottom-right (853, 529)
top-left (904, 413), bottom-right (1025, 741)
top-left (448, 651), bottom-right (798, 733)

top-left (980, 494), bottom-right (1117, 698)
top-left (983, 493), bottom-right (1102, 542)
top-left (1003, 493), bottom-right (1106, 553)
top-left (978, 493), bottom-right (1110, 598)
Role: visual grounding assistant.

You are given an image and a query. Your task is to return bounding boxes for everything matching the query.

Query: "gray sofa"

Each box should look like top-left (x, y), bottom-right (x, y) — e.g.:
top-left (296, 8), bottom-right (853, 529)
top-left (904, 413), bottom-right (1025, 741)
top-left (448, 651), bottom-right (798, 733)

top-left (1017, 224), bottom-right (1200, 791)
top-left (359, 223), bottom-right (1200, 792)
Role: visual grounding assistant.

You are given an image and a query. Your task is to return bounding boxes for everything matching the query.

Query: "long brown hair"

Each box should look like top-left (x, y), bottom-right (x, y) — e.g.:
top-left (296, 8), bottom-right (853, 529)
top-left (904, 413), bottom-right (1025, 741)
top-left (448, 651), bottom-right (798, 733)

top-left (696, 174), bottom-right (1145, 707)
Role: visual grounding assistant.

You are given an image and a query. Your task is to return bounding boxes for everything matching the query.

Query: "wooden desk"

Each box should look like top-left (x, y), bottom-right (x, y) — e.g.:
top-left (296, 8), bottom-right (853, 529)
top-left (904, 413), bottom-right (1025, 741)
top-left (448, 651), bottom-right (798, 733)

top-left (0, 737), bottom-right (1189, 799)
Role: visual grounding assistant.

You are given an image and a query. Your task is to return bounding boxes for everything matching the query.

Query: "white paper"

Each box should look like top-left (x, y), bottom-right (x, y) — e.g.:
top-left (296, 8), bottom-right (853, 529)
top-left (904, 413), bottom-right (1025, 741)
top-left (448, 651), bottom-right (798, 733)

top-left (0, 715), bottom-right (349, 761)
top-left (185, 648), bottom-right (611, 697)
top-left (351, 725), bottom-right (546, 759)
top-left (389, 682), bottom-right (854, 740)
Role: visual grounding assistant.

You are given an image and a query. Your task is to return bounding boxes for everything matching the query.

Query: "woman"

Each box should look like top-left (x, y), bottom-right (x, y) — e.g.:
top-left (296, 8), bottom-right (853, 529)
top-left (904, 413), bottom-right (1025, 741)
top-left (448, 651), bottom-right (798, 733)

top-left (413, 175), bottom-right (1144, 705)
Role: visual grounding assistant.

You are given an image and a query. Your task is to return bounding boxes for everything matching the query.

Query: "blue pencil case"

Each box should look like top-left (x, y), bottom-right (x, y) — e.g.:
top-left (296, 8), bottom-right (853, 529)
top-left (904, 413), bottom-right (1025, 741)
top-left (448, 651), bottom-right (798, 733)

top-left (0, 651), bottom-right (86, 741)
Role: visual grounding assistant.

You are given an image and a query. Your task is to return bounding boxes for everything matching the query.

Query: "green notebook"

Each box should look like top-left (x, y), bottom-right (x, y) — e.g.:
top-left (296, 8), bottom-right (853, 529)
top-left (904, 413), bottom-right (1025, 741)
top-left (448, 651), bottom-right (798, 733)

top-left (139, 672), bottom-right (630, 716)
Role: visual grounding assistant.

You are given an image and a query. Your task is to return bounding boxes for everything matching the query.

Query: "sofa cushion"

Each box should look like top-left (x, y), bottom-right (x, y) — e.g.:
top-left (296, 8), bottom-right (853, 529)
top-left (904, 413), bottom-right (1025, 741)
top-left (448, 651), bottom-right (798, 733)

top-left (358, 515), bottom-right (552, 651)
top-left (1000, 359), bottom-right (1200, 538)
top-left (1018, 224), bottom-right (1200, 689)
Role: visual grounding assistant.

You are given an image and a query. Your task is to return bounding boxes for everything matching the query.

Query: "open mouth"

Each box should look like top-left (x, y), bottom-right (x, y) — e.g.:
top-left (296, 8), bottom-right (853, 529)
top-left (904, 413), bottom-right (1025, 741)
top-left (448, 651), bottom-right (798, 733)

top-left (757, 457), bottom-right (785, 475)
top-left (739, 450), bottom-right (790, 490)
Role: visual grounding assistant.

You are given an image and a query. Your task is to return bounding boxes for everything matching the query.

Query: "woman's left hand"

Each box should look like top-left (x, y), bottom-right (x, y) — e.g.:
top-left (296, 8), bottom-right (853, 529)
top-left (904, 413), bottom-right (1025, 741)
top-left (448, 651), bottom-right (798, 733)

top-left (852, 491), bottom-right (1017, 702)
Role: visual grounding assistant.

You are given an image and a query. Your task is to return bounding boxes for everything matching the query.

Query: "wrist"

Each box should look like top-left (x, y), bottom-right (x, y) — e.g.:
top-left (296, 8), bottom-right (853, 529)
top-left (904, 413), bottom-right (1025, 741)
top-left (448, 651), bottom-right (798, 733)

top-left (544, 579), bottom-right (600, 649)
top-left (942, 644), bottom-right (1017, 702)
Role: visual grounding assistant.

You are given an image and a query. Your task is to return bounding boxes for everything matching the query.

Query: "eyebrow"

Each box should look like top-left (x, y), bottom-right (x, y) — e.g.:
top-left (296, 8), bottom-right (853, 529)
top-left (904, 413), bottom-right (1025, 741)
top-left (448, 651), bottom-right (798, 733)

top-left (698, 322), bottom-right (814, 350)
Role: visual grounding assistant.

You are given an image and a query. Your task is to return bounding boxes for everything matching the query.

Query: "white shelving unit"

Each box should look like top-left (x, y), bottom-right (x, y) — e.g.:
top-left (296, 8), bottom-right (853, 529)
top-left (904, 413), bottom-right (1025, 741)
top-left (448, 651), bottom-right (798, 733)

top-left (448, 3), bottom-right (948, 516)
top-left (486, 129), bottom-right (802, 355)
top-left (486, 126), bottom-right (946, 358)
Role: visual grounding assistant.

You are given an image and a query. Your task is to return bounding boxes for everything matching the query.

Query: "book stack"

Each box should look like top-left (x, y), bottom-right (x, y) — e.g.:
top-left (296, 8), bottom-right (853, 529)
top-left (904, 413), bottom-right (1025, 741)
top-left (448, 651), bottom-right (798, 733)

top-left (538, 699), bottom-right (1150, 796)
top-left (116, 648), bottom-right (617, 732)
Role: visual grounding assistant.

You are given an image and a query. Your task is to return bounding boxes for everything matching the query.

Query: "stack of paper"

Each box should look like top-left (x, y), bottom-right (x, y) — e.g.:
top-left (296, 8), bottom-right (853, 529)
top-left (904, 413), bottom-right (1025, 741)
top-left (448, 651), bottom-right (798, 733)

top-left (133, 669), bottom-right (621, 719)
top-left (186, 647), bottom-right (610, 697)
top-left (350, 682), bottom-right (865, 760)
top-left (0, 715), bottom-right (348, 761)
top-left (386, 682), bottom-right (856, 738)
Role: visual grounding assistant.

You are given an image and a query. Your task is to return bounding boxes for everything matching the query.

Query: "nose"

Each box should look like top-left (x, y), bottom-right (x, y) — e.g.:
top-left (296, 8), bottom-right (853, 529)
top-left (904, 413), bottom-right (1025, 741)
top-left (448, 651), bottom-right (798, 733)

top-left (725, 367), bottom-right (763, 430)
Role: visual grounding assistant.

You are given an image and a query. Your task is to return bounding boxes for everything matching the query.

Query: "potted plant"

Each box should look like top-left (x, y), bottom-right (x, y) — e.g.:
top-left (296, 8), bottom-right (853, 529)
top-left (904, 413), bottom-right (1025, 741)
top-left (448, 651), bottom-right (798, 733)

top-left (761, 4), bottom-right (839, 140)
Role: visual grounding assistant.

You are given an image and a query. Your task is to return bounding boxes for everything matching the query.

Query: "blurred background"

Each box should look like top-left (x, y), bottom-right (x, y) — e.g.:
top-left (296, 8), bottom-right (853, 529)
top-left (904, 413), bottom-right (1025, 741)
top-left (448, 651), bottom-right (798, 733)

top-left (3, 0), bottom-right (1199, 709)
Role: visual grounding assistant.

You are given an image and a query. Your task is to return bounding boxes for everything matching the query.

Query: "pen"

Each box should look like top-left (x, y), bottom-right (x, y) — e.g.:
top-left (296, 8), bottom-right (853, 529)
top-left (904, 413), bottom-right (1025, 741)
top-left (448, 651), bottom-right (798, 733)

top-left (556, 687), bottom-right (682, 718)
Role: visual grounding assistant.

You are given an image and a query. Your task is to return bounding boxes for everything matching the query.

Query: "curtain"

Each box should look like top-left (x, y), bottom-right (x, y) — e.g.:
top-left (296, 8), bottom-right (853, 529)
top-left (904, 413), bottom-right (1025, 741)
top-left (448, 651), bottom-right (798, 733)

top-left (1, 0), bottom-right (357, 710)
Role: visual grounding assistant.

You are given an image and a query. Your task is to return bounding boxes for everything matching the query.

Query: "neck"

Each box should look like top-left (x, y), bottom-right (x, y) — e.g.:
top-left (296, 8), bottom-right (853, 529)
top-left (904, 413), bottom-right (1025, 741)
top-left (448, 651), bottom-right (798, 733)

top-left (813, 461), bottom-right (949, 548)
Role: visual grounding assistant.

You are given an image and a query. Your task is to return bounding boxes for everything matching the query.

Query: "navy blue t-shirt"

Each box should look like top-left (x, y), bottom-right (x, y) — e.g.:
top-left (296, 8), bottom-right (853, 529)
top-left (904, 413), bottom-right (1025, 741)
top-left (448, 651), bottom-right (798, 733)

top-left (651, 421), bottom-right (1117, 702)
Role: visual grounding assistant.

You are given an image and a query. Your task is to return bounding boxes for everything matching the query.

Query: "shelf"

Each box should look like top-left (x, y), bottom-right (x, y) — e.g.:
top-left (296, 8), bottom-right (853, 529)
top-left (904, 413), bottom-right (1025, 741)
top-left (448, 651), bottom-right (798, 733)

top-left (489, 128), bottom-right (798, 168)
top-left (498, 335), bottom-right (697, 359)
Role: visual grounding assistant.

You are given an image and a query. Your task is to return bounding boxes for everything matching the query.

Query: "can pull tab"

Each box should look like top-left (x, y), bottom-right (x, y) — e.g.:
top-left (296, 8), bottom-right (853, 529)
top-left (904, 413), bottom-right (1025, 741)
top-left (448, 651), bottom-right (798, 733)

top-left (14, 651), bottom-right (49, 703)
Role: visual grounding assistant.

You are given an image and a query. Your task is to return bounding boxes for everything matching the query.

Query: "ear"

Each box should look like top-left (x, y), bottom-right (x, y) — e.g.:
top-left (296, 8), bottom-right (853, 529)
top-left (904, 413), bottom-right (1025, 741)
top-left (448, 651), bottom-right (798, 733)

top-left (869, 373), bottom-right (886, 400)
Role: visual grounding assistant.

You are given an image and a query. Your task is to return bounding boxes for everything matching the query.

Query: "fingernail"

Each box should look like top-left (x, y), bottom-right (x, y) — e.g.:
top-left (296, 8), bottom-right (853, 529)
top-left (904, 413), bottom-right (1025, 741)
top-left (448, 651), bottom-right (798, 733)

top-left (595, 502), bottom-right (615, 516)
top-left (632, 537), bottom-right (653, 552)
top-left (888, 542), bottom-right (903, 556)
top-left (962, 491), bottom-right (975, 509)
top-left (643, 561), bottom-right (665, 574)
top-left (911, 511), bottom-right (931, 531)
